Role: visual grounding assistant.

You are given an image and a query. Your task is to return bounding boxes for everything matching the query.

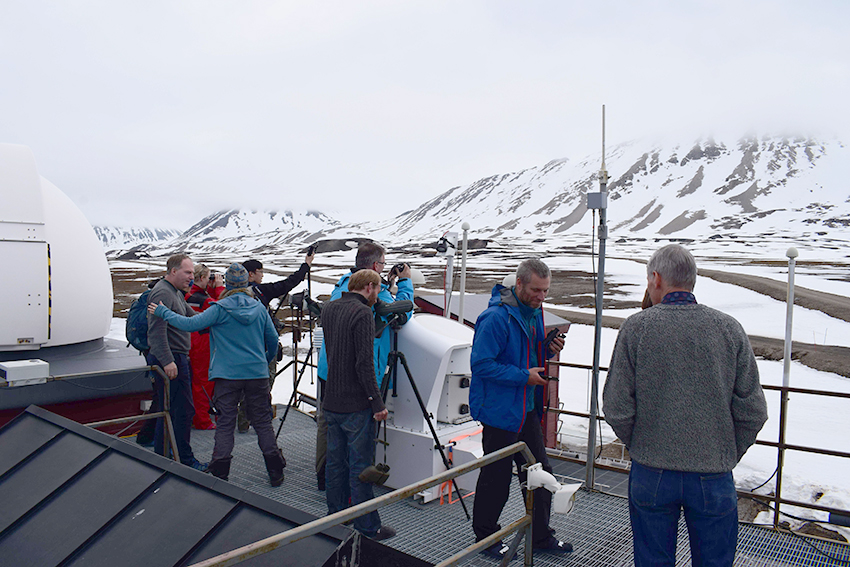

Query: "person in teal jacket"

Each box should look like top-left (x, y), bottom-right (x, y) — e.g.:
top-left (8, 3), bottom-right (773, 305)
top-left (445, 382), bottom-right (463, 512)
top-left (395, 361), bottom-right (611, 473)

top-left (314, 242), bottom-right (414, 489)
top-left (148, 263), bottom-right (286, 487)
top-left (469, 258), bottom-right (572, 559)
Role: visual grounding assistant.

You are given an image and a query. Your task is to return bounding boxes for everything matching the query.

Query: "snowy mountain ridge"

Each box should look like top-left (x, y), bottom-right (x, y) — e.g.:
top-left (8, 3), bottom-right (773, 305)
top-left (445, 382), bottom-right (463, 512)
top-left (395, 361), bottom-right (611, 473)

top-left (100, 134), bottom-right (850, 258)
top-left (94, 226), bottom-right (182, 249)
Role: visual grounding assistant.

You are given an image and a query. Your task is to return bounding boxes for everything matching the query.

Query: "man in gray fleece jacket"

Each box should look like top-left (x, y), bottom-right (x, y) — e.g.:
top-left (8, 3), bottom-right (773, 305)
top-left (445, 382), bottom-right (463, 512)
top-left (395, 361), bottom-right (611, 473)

top-left (603, 244), bottom-right (768, 567)
top-left (145, 253), bottom-right (204, 470)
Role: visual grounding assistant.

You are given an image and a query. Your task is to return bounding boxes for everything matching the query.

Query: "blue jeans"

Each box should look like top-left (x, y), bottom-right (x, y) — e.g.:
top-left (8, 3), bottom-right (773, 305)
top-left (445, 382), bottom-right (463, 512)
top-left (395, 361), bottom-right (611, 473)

top-left (325, 408), bottom-right (381, 536)
top-left (146, 352), bottom-right (196, 464)
top-left (629, 461), bottom-right (738, 567)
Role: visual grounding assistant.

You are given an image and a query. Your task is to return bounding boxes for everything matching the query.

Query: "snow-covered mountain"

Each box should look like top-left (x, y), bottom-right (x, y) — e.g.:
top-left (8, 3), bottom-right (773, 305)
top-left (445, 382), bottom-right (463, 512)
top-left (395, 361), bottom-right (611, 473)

top-left (103, 134), bottom-right (850, 257)
top-left (94, 226), bottom-right (181, 250)
top-left (354, 135), bottom-right (850, 247)
top-left (161, 209), bottom-right (341, 255)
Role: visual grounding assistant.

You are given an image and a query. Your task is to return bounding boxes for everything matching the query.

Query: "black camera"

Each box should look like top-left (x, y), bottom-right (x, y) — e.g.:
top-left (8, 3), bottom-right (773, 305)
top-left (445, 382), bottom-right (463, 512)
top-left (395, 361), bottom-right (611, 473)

top-left (388, 263), bottom-right (406, 278)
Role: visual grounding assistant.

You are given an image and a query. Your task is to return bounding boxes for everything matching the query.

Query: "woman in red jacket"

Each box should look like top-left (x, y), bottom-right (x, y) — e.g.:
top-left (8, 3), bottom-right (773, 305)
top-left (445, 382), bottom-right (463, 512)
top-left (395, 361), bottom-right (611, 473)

top-left (185, 263), bottom-right (224, 429)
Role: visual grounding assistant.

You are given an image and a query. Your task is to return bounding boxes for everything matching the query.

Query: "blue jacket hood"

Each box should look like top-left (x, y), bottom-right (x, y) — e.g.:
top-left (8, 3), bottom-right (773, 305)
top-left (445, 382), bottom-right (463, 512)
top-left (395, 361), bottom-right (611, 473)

top-left (217, 293), bottom-right (265, 325)
top-left (488, 284), bottom-right (519, 309)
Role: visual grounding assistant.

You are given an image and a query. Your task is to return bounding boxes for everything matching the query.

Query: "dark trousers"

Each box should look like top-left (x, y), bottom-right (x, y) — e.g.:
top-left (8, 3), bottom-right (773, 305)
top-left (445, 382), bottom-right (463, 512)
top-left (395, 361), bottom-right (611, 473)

top-left (212, 379), bottom-right (279, 462)
top-left (237, 358), bottom-right (276, 429)
top-left (473, 411), bottom-right (554, 547)
top-left (146, 352), bottom-right (195, 464)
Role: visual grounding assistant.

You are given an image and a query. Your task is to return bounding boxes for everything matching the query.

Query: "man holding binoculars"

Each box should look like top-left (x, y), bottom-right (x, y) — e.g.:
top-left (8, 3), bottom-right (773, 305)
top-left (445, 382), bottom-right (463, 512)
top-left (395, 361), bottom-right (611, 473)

top-left (315, 242), bottom-right (414, 494)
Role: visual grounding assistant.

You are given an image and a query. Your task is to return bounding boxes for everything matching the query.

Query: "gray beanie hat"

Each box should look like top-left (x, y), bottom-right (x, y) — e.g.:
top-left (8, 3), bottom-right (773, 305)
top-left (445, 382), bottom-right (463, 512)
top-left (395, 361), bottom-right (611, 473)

top-left (225, 262), bottom-right (249, 290)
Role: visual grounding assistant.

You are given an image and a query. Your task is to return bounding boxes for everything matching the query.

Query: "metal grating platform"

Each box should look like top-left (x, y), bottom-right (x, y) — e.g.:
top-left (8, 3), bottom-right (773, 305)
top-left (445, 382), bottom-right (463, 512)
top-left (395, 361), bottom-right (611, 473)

top-left (134, 408), bottom-right (850, 567)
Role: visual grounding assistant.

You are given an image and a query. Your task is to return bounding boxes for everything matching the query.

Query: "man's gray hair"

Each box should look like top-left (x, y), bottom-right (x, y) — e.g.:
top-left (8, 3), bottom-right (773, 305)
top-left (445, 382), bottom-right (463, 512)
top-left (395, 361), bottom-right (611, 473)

top-left (355, 242), bottom-right (385, 269)
top-left (517, 258), bottom-right (550, 284)
top-left (647, 244), bottom-right (697, 291)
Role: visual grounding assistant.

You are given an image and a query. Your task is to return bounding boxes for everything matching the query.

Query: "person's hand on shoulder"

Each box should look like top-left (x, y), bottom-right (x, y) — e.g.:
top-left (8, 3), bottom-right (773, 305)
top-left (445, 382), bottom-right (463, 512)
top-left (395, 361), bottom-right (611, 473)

top-left (147, 301), bottom-right (165, 316)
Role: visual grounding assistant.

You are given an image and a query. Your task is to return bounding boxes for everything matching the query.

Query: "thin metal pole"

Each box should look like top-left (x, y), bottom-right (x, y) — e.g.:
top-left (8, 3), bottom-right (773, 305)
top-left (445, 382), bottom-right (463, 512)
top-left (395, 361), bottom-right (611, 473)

top-left (586, 105), bottom-right (608, 489)
top-left (444, 254), bottom-right (455, 318)
top-left (457, 222), bottom-right (470, 325)
top-left (774, 247), bottom-right (798, 528)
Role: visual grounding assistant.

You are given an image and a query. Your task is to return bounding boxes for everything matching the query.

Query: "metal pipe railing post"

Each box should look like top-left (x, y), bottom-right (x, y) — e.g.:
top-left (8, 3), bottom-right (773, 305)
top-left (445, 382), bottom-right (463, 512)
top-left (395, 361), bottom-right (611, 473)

top-left (774, 247), bottom-right (798, 528)
top-left (586, 105), bottom-right (608, 489)
top-left (457, 222), bottom-right (470, 325)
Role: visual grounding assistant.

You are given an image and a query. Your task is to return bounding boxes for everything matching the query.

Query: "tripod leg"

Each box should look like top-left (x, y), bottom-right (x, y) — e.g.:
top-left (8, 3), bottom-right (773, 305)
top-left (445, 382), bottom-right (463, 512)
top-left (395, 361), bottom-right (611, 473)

top-left (275, 345), bottom-right (313, 441)
top-left (396, 351), bottom-right (471, 520)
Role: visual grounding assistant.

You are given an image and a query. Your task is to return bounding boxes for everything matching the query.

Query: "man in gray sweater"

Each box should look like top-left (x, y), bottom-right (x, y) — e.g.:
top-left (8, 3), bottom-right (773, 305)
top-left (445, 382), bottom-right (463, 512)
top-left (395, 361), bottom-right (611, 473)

top-left (603, 244), bottom-right (768, 567)
top-left (146, 253), bottom-right (205, 471)
top-left (321, 269), bottom-right (395, 541)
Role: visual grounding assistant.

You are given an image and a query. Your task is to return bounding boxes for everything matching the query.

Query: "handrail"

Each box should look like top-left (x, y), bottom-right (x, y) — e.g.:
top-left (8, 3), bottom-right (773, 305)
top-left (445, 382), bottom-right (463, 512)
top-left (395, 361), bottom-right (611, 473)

top-left (81, 365), bottom-right (181, 464)
top-left (552, 365), bottom-right (850, 528)
top-left (188, 441), bottom-right (537, 567)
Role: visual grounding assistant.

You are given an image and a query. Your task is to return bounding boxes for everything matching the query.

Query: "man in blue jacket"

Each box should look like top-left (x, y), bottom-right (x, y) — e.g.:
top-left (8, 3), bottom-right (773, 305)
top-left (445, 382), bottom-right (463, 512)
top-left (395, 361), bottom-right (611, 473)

top-left (470, 258), bottom-right (571, 559)
top-left (149, 263), bottom-right (286, 486)
top-left (315, 241), bottom-right (414, 489)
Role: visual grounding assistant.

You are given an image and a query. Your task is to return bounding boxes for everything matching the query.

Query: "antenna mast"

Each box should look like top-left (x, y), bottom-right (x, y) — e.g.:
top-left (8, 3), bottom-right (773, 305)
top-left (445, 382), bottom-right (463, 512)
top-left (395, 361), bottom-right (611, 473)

top-left (585, 105), bottom-right (609, 489)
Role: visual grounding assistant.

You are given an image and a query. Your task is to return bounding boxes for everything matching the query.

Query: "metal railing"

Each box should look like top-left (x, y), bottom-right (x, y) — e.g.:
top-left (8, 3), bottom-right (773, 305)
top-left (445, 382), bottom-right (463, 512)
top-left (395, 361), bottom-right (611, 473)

top-left (749, 383), bottom-right (850, 528)
top-left (547, 360), bottom-right (850, 530)
top-left (187, 442), bottom-right (538, 567)
top-left (80, 365), bottom-right (182, 464)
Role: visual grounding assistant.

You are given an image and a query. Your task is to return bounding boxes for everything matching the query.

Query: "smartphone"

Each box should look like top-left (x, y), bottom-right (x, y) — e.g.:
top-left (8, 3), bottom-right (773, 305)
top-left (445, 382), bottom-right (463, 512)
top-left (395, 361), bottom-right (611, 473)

top-left (543, 327), bottom-right (567, 350)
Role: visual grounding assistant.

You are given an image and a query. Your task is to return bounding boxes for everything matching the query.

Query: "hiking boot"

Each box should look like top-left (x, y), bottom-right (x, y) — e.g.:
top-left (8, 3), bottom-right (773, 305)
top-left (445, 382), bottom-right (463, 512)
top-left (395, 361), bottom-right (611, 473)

top-left (369, 526), bottom-right (396, 541)
top-left (237, 420), bottom-right (250, 434)
top-left (533, 537), bottom-right (573, 553)
top-left (480, 542), bottom-right (517, 560)
top-left (184, 458), bottom-right (209, 472)
top-left (264, 448), bottom-right (286, 487)
top-left (208, 458), bottom-right (231, 481)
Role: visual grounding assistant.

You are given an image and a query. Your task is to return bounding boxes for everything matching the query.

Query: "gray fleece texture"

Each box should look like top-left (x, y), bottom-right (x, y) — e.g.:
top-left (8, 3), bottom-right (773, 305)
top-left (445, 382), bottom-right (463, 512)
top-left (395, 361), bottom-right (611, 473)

top-left (602, 303), bottom-right (768, 473)
top-left (146, 278), bottom-right (194, 366)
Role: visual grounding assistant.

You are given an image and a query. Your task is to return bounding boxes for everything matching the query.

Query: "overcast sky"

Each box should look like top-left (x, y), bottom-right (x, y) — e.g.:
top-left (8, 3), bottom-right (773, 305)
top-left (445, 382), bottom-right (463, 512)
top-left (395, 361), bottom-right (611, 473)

top-left (2, 1), bottom-right (848, 229)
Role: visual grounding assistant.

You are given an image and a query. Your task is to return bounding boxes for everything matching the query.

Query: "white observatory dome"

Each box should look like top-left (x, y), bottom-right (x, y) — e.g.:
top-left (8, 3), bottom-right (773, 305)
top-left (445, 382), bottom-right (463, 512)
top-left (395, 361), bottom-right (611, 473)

top-left (0, 144), bottom-right (112, 350)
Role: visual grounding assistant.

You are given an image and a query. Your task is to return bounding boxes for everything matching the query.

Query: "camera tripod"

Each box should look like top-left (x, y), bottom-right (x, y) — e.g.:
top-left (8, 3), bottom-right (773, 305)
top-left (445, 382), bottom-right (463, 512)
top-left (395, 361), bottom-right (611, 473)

top-left (380, 314), bottom-right (471, 521)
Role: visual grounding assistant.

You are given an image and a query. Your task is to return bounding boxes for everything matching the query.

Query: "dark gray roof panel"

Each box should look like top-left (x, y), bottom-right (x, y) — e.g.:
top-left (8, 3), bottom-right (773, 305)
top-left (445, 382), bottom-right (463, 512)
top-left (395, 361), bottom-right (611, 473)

top-left (0, 452), bottom-right (162, 567)
top-left (0, 406), bottom-right (350, 567)
top-left (0, 412), bottom-right (63, 476)
top-left (187, 506), bottom-right (340, 567)
top-left (66, 477), bottom-right (237, 567)
top-left (0, 432), bottom-right (106, 533)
